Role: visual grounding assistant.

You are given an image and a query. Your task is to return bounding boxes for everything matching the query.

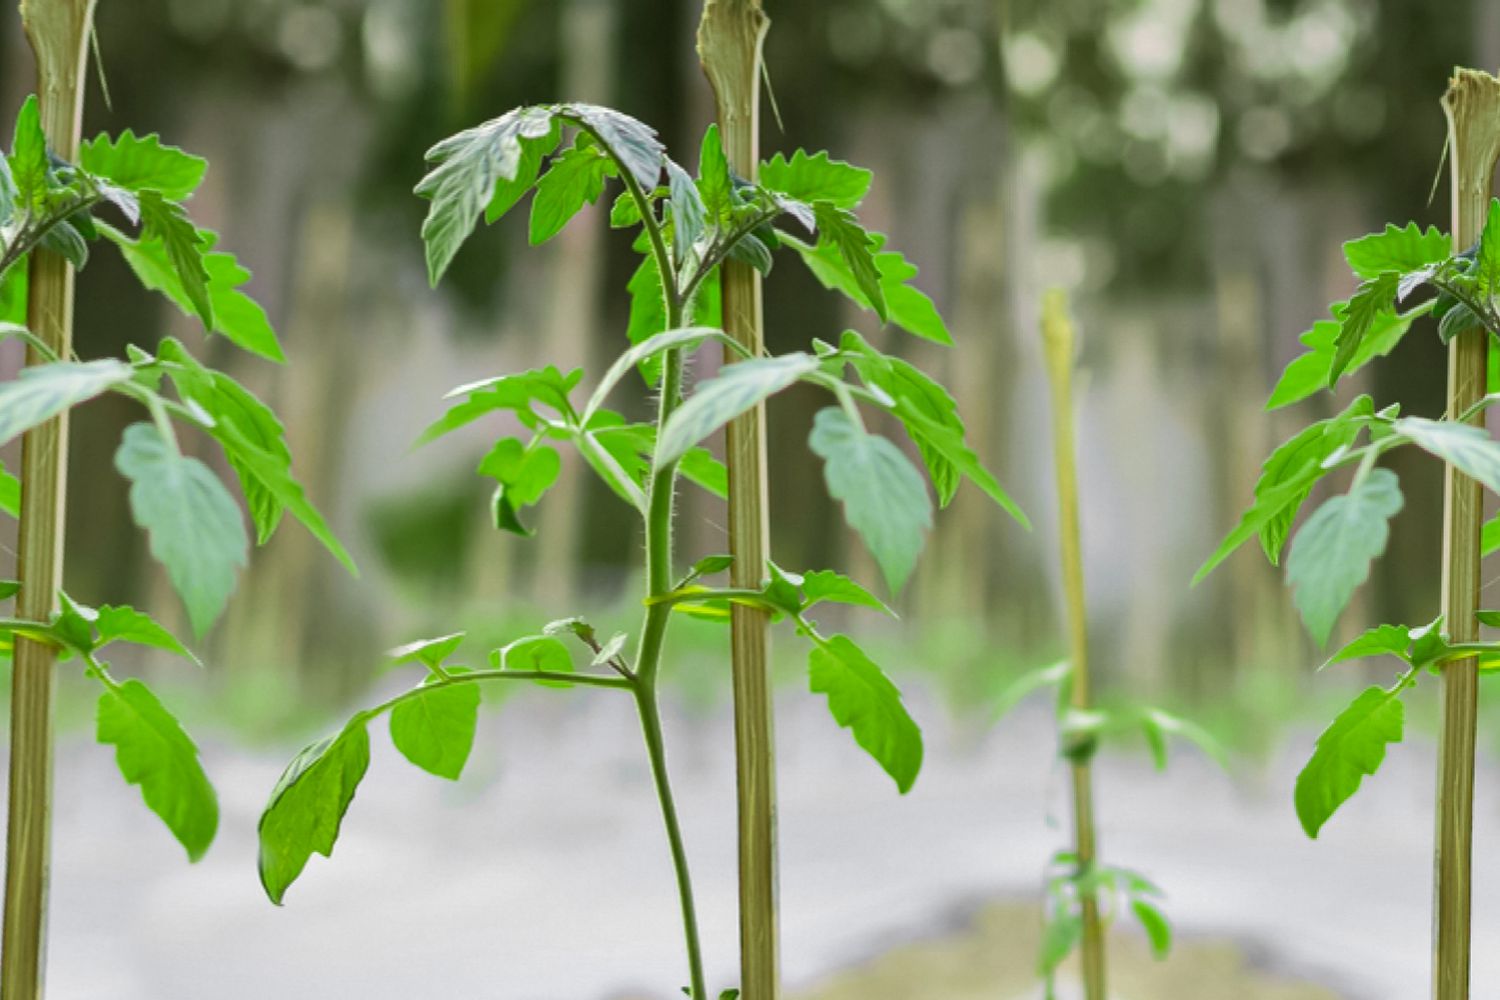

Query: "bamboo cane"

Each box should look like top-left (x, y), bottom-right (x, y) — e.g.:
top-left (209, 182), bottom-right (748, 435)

top-left (3, 3), bottom-right (97, 997)
top-left (1433, 66), bottom-right (1500, 1000)
top-left (1041, 289), bottom-right (1105, 1000)
top-left (696, 3), bottom-right (780, 998)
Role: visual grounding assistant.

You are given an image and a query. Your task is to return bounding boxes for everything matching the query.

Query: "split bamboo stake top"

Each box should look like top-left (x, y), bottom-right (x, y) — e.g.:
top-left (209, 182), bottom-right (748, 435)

top-left (1433, 66), bottom-right (1500, 1000)
top-left (4, 1), bottom-right (98, 997)
top-left (696, 2), bottom-right (780, 998)
top-left (1041, 289), bottom-right (1106, 1000)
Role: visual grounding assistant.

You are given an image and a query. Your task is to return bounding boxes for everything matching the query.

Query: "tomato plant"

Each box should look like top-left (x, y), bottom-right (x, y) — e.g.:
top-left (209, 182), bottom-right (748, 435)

top-left (252, 103), bottom-right (1021, 998)
top-left (1198, 65), bottom-right (1500, 999)
top-left (0, 84), bottom-right (351, 993)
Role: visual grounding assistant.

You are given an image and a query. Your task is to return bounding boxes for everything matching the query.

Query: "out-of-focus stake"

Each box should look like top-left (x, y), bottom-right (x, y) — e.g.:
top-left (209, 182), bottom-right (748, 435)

top-left (1041, 289), bottom-right (1106, 1000)
top-left (1432, 67), bottom-right (1500, 1000)
top-left (4, 2), bottom-right (98, 997)
top-left (696, 2), bottom-right (780, 997)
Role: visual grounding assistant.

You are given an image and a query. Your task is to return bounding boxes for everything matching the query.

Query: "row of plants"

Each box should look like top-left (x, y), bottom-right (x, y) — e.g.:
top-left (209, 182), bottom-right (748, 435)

top-left (3, 2), bottom-right (1500, 998)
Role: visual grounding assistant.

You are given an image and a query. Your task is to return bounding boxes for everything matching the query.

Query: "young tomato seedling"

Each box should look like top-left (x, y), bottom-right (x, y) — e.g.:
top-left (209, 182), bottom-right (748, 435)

top-left (999, 291), bottom-right (1223, 999)
top-left (0, 85), bottom-right (352, 991)
top-left (1198, 66), bottom-right (1500, 998)
top-left (253, 104), bottom-right (1023, 998)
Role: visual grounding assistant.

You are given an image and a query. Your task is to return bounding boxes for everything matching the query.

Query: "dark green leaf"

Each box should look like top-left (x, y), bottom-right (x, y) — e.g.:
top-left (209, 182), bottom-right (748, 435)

top-left (0, 359), bottom-right (131, 447)
top-left (809, 407), bottom-right (932, 593)
top-left (1330, 273), bottom-right (1399, 385)
top-left (8, 96), bottom-right (46, 210)
top-left (1285, 469), bottom-right (1403, 645)
top-left (115, 423), bottom-right (249, 636)
top-left (1294, 685), bottom-right (1405, 838)
top-left (1267, 307), bottom-right (1428, 411)
top-left (97, 678), bottom-right (218, 861)
top-left (1477, 199), bottom-right (1500, 295)
top-left (808, 634), bottom-right (923, 793)
top-left (390, 678), bottom-right (480, 781)
top-left (783, 232), bottom-right (949, 344)
top-left (257, 723), bottom-right (371, 904)
top-left (812, 203), bottom-right (885, 321)
top-left (39, 220), bottom-right (88, 270)
top-left (697, 125), bottom-right (732, 220)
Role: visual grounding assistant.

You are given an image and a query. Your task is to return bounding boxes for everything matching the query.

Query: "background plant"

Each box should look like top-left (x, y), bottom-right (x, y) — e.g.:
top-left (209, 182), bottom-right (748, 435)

top-left (252, 101), bottom-right (1021, 998)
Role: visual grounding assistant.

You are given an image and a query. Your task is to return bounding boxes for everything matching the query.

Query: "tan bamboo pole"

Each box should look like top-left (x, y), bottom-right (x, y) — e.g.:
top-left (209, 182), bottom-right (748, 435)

top-left (1433, 67), bottom-right (1500, 1000)
top-left (1041, 289), bottom-right (1105, 1000)
top-left (696, 3), bottom-right (780, 997)
top-left (3, 2), bottom-right (97, 996)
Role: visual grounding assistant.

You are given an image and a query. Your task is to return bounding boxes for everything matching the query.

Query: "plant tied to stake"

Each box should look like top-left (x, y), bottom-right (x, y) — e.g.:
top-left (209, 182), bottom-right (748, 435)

top-left (0, 57), bottom-right (352, 997)
top-left (253, 102), bottom-right (1023, 997)
top-left (1198, 65), bottom-right (1500, 998)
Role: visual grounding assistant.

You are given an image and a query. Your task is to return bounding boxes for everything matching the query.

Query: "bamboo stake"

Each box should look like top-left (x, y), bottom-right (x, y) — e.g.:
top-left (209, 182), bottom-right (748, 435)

top-left (3, 3), bottom-right (96, 997)
top-left (1041, 289), bottom-right (1105, 1000)
top-left (1433, 67), bottom-right (1500, 1000)
top-left (696, 4), bottom-right (779, 998)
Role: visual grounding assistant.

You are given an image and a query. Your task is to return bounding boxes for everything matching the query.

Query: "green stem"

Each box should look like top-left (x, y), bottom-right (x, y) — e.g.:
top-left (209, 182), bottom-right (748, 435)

top-left (635, 682), bottom-right (707, 1000)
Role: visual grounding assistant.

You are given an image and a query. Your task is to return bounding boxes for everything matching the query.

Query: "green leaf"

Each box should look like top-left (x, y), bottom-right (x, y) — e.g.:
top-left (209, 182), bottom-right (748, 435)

top-left (697, 125), bottom-right (732, 220)
top-left (1285, 469), bottom-right (1403, 645)
top-left (1294, 684), bottom-right (1406, 838)
top-left (808, 634), bottom-right (923, 793)
top-left (78, 130), bottom-right (206, 201)
top-left (1038, 912), bottom-right (1082, 975)
top-left (529, 139), bottom-right (612, 245)
top-left (495, 634), bottom-right (574, 686)
top-left (992, 660), bottom-right (1070, 723)
top-left (115, 423), bottom-right (249, 636)
top-left (208, 416), bottom-right (357, 577)
top-left (667, 158), bottom-right (706, 264)
top-left (0, 580), bottom-right (18, 601)
top-left (99, 224), bottom-right (284, 363)
top-left (584, 326), bottom-right (733, 424)
top-left (40, 220), bottom-right (88, 270)
top-left (1393, 416), bottom-right (1500, 494)
top-left (1330, 273), bottom-right (1399, 385)
top-left (97, 678), bottom-right (218, 861)
top-left (416, 106), bottom-right (556, 285)
top-left (657, 354), bottom-right (820, 466)
top-left (1477, 199), bottom-right (1500, 295)
top-left (387, 632), bottom-right (465, 669)
top-left (155, 338), bottom-right (289, 541)
top-left (390, 678), bottom-right (480, 781)
top-left (478, 438), bottom-right (560, 536)
top-left (1322, 623), bottom-right (1411, 669)
top-left (0, 359), bottom-right (132, 447)
top-left (1483, 513), bottom-right (1500, 556)
top-left (0, 262), bottom-right (26, 325)
top-left (679, 447), bottom-right (728, 498)
top-left (1343, 222), bottom-right (1451, 280)
top-left (801, 569), bottom-right (893, 616)
top-left (812, 203), bottom-right (886, 321)
top-left (809, 407), bottom-right (932, 593)
top-left (1267, 307), bottom-right (1428, 411)
top-left (784, 231), bottom-right (949, 344)
top-left (1137, 707), bottom-right (1228, 771)
top-left (1130, 899), bottom-right (1173, 958)
top-left (759, 150), bottom-right (872, 209)
top-left (95, 604), bottom-right (199, 666)
top-left (558, 104), bottom-right (664, 194)
top-left (257, 723), bottom-right (371, 904)
top-left (0, 458), bottom-right (19, 517)
top-left (417, 366), bottom-right (581, 446)
top-left (8, 96), bottom-right (46, 210)
top-left (485, 118), bottom-right (561, 224)
top-left (138, 191), bottom-right (213, 325)
top-left (1195, 396), bottom-right (1376, 583)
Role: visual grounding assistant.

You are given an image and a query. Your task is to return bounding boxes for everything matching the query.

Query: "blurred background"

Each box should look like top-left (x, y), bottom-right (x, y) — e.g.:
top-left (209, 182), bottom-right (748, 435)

top-left (3, 0), bottom-right (1500, 997)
